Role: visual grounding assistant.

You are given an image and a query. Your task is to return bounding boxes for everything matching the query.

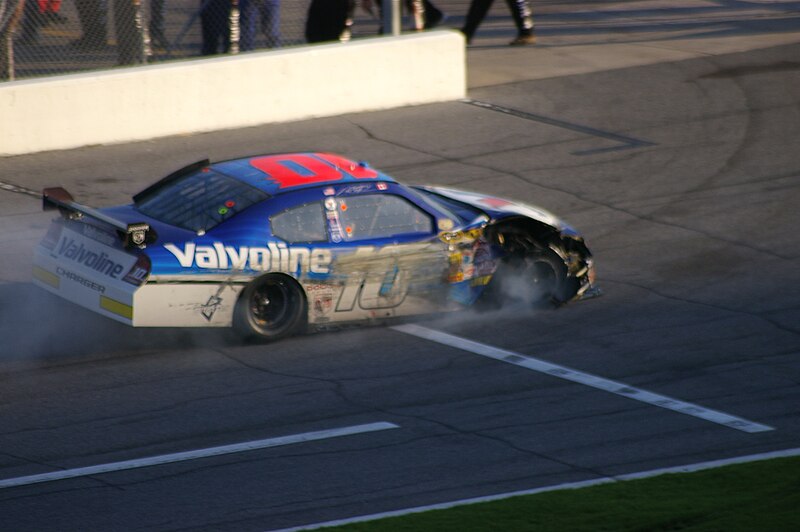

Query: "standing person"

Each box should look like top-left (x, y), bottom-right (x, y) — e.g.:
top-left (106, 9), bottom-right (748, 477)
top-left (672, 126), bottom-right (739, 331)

top-left (461, 0), bottom-right (535, 46)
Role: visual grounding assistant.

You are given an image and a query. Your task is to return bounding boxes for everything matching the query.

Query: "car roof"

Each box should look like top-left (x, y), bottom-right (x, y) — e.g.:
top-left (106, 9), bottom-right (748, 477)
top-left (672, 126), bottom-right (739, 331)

top-left (210, 152), bottom-right (396, 195)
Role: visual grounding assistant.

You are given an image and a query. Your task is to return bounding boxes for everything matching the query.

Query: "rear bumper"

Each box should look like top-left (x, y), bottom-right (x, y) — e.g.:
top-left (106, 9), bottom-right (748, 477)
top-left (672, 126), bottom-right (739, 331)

top-left (32, 219), bottom-right (247, 327)
top-left (33, 259), bottom-right (245, 327)
top-left (33, 255), bottom-right (138, 325)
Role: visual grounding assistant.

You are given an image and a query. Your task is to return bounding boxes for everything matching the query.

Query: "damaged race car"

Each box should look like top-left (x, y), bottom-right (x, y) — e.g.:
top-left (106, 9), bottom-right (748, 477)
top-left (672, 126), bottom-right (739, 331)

top-left (33, 153), bottom-right (597, 341)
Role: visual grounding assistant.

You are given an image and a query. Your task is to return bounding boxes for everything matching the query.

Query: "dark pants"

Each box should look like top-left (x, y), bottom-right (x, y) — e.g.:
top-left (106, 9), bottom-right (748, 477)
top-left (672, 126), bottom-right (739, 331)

top-left (150, 0), bottom-right (167, 47)
top-left (305, 0), bottom-right (351, 43)
top-left (462, 0), bottom-right (533, 41)
top-left (200, 0), bottom-right (230, 55)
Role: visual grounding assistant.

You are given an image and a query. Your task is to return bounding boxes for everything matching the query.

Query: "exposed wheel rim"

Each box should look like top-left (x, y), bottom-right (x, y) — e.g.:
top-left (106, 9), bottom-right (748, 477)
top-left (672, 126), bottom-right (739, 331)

top-left (250, 280), bottom-right (291, 330)
top-left (238, 276), bottom-right (306, 339)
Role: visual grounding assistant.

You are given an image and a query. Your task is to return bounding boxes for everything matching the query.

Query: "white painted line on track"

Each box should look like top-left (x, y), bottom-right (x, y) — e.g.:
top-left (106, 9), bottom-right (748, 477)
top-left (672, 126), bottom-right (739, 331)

top-left (272, 446), bottom-right (800, 531)
top-left (0, 421), bottom-right (399, 490)
top-left (392, 324), bottom-right (774, 434)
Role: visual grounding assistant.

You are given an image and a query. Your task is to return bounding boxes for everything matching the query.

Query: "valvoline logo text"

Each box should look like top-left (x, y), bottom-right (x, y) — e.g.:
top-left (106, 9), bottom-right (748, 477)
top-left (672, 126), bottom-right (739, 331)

top-left (163, 242), bottom-right (332, 274)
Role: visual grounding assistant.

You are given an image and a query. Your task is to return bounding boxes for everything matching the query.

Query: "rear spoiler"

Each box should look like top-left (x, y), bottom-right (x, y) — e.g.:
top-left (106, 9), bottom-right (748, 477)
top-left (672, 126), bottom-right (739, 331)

top-left (43, 187), bottom-right (157, 249)
top-left (133, 159), bottom-right (210, 204)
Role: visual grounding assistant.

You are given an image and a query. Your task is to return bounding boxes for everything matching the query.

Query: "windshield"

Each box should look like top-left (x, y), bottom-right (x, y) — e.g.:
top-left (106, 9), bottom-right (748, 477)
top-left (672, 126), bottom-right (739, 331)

top-left (134, 169), bottom-right (268, 233)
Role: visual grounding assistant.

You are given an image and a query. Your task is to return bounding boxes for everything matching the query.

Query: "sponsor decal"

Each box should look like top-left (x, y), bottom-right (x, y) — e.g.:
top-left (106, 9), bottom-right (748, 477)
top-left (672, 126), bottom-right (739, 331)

top-left (251, 153), bottom-right (379, 189)
top-left (56, 267), bottom-right (107, 293)
top-left (55, 237), bottom-right (125, 278)
top-left (163, 242), bottom-right (332, 274)
top-left (326, 211), bottom-right (344, 243)
top-left (129, 225), bottom-right (148, 247)
top-left (445, 233), bottom-right (496, 283)
top-left (337, 183), bottom-right (374, 195)
top-left (332, 245), bottom-right (435, 311)
top-left (308, 284), bottom-right (335, 317)
top-left (201, 295), bottom-right (223, 321)
top-left (470, 275), bottom-right (492, 287)
top-left (122, 264), bottom-right (149, 286)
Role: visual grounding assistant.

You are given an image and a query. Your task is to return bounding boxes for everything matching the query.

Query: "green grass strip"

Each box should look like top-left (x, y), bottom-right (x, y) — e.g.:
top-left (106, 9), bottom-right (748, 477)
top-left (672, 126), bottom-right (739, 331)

top-left (326, 456), bottom-right (800, 531)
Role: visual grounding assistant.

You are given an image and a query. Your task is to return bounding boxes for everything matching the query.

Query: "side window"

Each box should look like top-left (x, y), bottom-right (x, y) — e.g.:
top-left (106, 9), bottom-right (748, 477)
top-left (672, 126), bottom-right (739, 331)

top-left (329, 194), bottom-right (433, 241)
top-left (271, 203), bottom-right (327, 243)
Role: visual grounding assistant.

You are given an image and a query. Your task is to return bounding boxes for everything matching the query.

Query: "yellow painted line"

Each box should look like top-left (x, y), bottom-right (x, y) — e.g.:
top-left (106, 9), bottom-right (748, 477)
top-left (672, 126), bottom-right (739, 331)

top-left (32, 266), bottom-right (60, 288)
top-left (100, 296), bottom-right (133, 320)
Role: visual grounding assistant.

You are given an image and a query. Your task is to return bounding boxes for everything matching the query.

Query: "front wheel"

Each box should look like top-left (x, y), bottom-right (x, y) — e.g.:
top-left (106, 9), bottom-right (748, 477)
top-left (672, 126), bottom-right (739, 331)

top-left (485, 248), bottom-right (573, 308)
top-left (527, 249), bottom-right (571, 304)
top-left (234, 274), bottom-right (306, 341)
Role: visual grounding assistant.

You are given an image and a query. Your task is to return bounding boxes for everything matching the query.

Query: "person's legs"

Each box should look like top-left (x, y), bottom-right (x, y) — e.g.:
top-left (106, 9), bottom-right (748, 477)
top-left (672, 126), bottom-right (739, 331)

top-left (150, 0), bottom-right (168, 49)
top-left (505, 0), bottom-right (534, 45)
top-left (238, 0), bottom-right (257, 51)
top-left (423, 0), bottom-right (444, 29)
top-left (305, 0), bottom-right (349, 43)
top-left (461, 0), bottom-right (493, 44)
top-left (260, 0), bottom-right (281, 47)
top-left (200, 0), bottom-right (228, 55)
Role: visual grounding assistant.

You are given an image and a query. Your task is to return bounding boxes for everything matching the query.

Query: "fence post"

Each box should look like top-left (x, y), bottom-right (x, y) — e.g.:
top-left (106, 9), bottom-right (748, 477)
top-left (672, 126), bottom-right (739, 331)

top-left (228, 0), bottom-right (239, 54)
top-left (382, 0), bottom-right (400, 36)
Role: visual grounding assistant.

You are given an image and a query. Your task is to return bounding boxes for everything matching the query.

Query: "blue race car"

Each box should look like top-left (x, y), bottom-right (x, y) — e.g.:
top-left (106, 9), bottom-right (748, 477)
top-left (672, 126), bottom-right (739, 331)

top-left (33, 153), bottom-right (597, 340)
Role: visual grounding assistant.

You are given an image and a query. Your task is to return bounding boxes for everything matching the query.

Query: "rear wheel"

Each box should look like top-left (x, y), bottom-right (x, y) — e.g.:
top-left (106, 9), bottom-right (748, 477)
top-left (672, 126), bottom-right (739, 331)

top-left (234, 274), bottom-right (306, 341)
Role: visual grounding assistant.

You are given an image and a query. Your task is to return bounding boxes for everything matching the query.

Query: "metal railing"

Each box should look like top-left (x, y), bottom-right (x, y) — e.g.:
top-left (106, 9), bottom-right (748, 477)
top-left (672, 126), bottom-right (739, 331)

top-left (0, 1), bottom-right (415, 82)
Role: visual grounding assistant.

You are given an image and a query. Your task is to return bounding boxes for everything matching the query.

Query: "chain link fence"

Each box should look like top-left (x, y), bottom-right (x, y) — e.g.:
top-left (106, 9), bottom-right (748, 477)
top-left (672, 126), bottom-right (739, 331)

top-left (0, 1), bottom-right (410, 81)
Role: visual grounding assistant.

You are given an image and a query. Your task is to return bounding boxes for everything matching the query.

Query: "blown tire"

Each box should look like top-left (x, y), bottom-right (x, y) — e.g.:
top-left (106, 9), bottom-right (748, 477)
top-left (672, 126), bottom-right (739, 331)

top-left (485, 247), bottom-right (572, 308)
top-left (524, 249), bottom-right (571, 305)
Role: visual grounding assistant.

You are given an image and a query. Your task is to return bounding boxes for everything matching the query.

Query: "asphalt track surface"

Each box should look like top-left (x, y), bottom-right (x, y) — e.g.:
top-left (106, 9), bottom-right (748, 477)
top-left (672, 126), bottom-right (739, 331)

top-left (1, 2), bottom-right (800, 531)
